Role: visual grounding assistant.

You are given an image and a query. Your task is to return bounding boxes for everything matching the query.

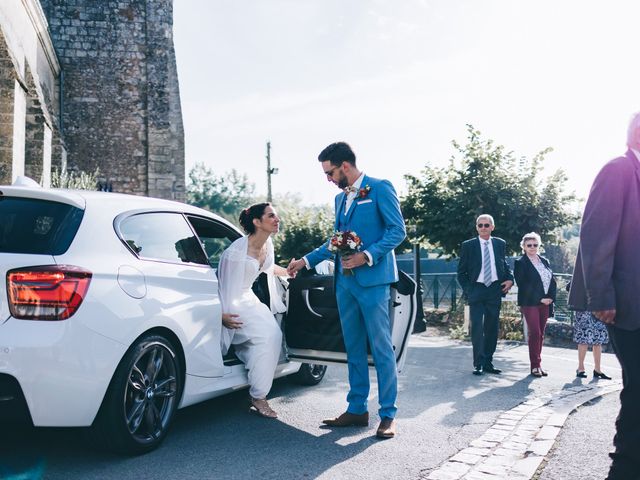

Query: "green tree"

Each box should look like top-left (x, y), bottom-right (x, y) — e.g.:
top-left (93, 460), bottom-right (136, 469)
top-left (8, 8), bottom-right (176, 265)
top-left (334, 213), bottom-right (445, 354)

top-left (543, 222), bottom-right (581, 273)
top-left (542, 244), bottom-right (573, 274)
top-left (271, 192), bottom-right (334, 262)
top-left (185, 166), bottom-right (333, 261)
top-left (187, 163), bottom-right (256, 222)
top-left (402, 125), bottom-right (579, 256)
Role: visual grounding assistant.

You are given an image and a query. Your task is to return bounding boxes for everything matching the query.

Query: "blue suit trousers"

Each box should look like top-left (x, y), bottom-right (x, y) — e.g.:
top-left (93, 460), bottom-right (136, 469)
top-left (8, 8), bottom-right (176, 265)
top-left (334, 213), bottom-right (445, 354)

top-left (335, 274), bottom-right (398, 419)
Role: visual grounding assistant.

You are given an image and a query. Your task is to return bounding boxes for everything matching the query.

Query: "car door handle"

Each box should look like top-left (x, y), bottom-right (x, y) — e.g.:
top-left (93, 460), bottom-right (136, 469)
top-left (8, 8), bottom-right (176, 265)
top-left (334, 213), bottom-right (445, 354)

top-left (302, 290), bottom-right (324, 318)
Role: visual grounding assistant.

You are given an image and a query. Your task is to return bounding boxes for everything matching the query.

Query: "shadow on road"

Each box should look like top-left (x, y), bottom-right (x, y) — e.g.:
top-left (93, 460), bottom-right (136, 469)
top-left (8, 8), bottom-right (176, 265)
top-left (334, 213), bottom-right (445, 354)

top-left (1, 338), bottom-right (599, 479)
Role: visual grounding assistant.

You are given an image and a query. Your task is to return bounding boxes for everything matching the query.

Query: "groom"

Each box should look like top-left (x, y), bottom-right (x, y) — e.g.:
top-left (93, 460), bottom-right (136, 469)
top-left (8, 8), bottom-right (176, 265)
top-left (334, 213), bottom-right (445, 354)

top-left (288, 142), bottom-right (406, 439)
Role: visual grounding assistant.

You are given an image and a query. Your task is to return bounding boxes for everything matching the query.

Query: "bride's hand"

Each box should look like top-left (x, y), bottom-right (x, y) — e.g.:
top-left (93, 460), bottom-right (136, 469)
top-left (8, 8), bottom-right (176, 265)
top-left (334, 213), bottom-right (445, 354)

top-left (222, 313), bottom-right (242, 329)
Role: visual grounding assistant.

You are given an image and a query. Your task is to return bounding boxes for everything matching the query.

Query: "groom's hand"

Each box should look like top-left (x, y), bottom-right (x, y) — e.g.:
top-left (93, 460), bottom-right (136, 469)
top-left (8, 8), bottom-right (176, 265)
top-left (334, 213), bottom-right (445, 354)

top-left (287, 258), bottom-right (305, 277)
top-left (342, 252), bottom-right (367, 269)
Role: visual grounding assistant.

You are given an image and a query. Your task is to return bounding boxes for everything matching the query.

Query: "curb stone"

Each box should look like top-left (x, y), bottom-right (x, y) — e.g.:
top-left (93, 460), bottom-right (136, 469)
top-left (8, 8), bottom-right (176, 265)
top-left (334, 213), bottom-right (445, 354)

top-left (423, 380), bottom-right (622, 480)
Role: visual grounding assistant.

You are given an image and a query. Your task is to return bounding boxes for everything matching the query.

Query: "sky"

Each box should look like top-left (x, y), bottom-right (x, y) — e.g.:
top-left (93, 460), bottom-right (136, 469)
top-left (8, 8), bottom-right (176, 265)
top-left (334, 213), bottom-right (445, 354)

top-left (173, 0), bottom-right (639, 207)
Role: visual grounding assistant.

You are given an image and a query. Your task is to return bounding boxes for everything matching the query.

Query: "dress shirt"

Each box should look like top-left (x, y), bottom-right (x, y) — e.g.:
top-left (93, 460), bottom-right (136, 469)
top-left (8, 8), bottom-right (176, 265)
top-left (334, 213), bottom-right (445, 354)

top-left (632, 148), bottom-right (640, 163)
top-left (476, 236), bottom-right (498, 284)
top-left (344, 172), bottom-right (365, 214)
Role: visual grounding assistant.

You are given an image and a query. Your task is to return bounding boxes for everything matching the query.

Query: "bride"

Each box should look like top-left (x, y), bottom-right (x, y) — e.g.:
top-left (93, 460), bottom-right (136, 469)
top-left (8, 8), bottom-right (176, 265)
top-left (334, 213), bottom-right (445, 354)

top-left (218, 202), bottom-right (288, 418)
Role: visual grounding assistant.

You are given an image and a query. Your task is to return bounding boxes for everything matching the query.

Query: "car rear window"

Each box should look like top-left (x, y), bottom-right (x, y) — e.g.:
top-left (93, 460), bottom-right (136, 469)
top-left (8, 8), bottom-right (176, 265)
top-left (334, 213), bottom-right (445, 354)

top-left (0, 197), bottom-right (84, 255)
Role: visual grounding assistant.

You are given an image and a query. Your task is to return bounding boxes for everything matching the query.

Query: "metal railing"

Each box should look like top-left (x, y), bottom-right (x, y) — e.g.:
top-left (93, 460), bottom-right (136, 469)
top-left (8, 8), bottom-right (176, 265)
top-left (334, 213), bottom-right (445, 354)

top-left (416, 272), bottom-right (575, 324)
top-left (420, 273), bottom-right (461, 310)
top-left (552, 273), bottom-right (574, 323)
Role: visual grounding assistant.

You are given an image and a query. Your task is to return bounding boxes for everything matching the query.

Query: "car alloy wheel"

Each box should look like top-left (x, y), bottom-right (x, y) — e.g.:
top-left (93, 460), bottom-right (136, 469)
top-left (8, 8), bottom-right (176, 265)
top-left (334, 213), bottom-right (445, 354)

top-left (93, 334), bottom-right (182, 454)
top-left (124, 341), bottom-right (178, 443)
top-left (292, 363), bottom-right (327, 385)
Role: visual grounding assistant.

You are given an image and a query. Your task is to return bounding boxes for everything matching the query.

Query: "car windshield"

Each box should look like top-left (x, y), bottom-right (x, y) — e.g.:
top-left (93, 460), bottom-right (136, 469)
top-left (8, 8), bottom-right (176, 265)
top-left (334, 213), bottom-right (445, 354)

top-left (0, 196), bottom-right (84, 255)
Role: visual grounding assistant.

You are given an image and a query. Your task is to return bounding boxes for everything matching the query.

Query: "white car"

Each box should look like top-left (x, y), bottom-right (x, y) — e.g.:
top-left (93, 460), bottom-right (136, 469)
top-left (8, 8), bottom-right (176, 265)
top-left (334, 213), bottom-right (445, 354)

top-left (0, 182), bottom-right (417, 454)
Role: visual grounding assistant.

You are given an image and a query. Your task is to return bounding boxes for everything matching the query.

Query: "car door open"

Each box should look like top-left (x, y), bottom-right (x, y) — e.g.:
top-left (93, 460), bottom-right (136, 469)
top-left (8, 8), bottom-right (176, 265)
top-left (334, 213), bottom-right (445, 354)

top-left (284, 270), bottom-right (417, 372)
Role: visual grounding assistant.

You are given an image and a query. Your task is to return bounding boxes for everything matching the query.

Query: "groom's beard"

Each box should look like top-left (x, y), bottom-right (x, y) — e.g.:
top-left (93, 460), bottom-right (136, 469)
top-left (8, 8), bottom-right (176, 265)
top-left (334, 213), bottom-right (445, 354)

top-left (337, 173), bottom-right (349, 189)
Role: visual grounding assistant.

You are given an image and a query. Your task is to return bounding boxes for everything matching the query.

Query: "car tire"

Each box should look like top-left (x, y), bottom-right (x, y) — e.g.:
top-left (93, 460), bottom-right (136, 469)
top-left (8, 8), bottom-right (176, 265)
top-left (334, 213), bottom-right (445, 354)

top-left (92, 334), bottom-right (183, 454)
top-left (291, 363), bottom-right (327, 386)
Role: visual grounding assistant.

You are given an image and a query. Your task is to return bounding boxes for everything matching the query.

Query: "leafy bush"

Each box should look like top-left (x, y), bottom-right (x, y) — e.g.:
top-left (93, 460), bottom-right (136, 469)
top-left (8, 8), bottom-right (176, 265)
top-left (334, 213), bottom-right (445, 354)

top-left (449, 324), bottom-right (470, 340)
top-left (50, 167), bottom-right (99, 190)
top-left (499, 301), bottom-right (524, 341)
top-left (504, 331), bottom-right (524, 341)
top-left (436, 301), bottom-right (524, 342)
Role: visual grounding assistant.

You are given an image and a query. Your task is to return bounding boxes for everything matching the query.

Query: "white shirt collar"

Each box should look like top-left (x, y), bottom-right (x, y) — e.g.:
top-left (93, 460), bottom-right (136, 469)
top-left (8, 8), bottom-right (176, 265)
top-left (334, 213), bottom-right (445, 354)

top-left (477, 236), bottom-right (492, 244)
top-left (352, 172), bottom-right (365, 191)
top-left (631, 148), bottom-right (640, 162)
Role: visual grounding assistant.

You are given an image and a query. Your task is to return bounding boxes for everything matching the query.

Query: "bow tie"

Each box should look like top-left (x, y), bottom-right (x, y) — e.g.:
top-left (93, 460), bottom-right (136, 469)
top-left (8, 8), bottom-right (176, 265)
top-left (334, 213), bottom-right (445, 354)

top-left (343, 186), bottom-right (357, 194)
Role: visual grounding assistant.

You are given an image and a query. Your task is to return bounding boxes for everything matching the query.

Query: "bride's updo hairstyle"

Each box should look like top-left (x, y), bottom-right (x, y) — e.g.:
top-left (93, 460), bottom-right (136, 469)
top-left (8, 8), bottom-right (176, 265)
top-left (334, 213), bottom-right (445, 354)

top-left (239, 202), bottom-right (271, 234)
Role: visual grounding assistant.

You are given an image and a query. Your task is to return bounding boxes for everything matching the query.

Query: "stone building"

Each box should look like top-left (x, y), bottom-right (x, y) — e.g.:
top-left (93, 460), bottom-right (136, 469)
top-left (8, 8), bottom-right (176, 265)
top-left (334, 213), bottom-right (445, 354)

top-left (0, 0), bottom-right (61, 187)
top-left (0, 0), bottom-right (184, 201)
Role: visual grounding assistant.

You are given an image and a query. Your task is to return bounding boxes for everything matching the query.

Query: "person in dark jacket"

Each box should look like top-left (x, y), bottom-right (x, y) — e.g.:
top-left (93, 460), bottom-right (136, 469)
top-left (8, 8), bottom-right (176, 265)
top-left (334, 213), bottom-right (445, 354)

top-left (514, 232), bottom-right (556, 377)
top-left (457, 214), bottom-right (514, 376)
top-left (569, 111), bottom-right (640, 479)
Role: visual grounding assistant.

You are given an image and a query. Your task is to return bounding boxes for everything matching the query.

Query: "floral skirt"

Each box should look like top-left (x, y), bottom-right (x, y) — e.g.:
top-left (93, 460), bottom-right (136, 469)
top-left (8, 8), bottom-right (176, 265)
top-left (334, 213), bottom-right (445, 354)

top-left (573, 311), bottom-right (609, 345)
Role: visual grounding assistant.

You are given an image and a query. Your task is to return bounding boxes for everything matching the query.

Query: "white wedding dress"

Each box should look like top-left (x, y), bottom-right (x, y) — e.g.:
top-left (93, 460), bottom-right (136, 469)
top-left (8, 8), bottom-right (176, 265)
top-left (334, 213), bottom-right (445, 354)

top-left (218, 236), bottom-right (285, 399)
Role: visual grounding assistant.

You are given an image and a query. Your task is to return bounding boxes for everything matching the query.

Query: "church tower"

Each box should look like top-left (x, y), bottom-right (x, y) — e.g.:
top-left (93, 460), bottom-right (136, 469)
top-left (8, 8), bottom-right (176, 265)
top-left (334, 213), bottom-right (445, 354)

top-left (40, 0), bottom-right (185, 200)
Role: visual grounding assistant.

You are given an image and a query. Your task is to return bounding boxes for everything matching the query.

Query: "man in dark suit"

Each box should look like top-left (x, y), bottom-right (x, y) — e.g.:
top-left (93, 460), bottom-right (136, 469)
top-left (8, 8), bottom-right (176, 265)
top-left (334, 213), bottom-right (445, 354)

top-left (457, 214), bottom-right (513, 375)
top-left (569, 112), bottom-right (640, 480)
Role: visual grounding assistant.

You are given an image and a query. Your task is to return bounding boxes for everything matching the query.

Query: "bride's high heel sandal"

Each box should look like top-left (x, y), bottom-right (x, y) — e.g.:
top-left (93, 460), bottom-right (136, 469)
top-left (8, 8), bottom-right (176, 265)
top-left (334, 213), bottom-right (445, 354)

top-left (250, 397), bottom-right (278, 419)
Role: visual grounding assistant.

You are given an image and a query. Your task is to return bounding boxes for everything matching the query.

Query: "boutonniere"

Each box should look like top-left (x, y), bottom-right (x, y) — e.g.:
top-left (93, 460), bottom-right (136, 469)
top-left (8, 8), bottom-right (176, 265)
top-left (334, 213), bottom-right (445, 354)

top-left (357, 185), bottom-right (371, 198)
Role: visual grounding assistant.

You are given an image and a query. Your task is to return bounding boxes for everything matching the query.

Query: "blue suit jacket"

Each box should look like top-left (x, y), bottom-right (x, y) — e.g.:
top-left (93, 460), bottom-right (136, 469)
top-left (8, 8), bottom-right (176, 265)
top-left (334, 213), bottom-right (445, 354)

top-left (305, 175), bottom-right (406, 287)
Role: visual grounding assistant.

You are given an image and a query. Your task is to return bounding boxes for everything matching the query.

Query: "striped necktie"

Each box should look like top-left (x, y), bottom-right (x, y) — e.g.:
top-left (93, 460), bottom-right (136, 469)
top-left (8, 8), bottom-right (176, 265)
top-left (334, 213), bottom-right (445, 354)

top-left (483, 240), bottom-right (492, 286)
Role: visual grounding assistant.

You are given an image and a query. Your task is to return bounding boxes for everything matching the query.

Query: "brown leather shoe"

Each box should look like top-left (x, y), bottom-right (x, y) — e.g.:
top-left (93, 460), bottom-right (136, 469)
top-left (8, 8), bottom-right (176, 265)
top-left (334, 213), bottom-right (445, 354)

top-left (376, 417), bottom-right (396, 439)
top-left (322, 411), bottom-right (369, 427)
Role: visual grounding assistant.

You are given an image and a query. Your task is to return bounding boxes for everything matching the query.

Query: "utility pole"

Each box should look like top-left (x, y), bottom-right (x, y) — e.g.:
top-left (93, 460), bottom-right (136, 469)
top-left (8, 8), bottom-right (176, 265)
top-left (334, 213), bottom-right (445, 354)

top-left (266, 140), bottom-right (278, 202)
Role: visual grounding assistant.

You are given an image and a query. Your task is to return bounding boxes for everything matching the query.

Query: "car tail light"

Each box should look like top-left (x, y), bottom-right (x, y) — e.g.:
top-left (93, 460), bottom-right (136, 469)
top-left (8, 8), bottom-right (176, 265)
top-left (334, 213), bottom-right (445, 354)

top-left (7, 265), bottom-right (92, 320)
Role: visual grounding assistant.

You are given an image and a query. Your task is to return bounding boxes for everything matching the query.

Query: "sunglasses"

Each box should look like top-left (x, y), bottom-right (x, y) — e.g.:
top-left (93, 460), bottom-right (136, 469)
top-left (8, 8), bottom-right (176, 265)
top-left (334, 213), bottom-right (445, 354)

top-left (477, 223), bottom-right (491, 228)
top-left (324, 165), bottom-right (339, 177)
top-left (525, 244), bottom-right (539, 248)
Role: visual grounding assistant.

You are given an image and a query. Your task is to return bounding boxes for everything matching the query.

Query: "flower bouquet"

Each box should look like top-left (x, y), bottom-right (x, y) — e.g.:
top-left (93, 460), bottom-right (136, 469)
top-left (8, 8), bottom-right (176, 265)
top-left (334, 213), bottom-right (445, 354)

top-left (328, 230), bottom-right (362, 276)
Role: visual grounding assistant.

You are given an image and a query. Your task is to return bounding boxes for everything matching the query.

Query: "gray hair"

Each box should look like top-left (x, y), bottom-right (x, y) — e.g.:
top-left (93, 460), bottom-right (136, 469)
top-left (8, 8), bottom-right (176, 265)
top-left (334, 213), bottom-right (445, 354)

top-left (520, 232), bottom-right (542, 253)
top-left (476, 214), bottom-right (494, 226)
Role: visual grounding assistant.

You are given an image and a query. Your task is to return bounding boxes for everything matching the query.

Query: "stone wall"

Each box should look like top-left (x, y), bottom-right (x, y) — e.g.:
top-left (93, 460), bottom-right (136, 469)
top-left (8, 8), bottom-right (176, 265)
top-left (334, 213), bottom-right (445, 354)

top-left (0, 0), bottom-right (62, 186)
top-left (41, 0), bottom-right (184, 200)
top-left (0, 31), bottom-right (17, 184)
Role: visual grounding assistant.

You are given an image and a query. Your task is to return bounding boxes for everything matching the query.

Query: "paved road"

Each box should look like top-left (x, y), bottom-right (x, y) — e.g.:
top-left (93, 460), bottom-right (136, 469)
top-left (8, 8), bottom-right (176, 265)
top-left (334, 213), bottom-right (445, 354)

top-left (538, 391), bottom-right (619, 480)
top-left (0, 336), bottom-right (621, 480)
